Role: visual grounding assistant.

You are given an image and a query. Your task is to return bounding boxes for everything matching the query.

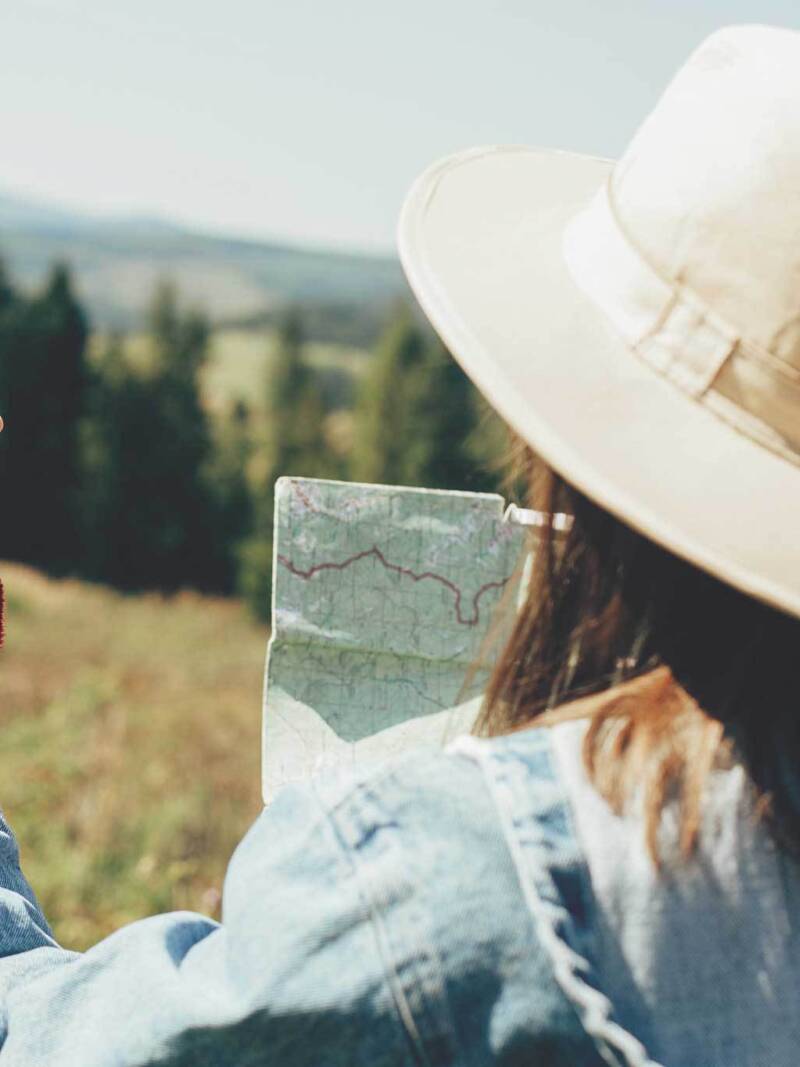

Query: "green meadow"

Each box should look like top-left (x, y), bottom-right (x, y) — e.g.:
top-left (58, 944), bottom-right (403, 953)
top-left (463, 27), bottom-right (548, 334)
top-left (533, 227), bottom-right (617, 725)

top-left (0, 562), bottom-right (267, 951)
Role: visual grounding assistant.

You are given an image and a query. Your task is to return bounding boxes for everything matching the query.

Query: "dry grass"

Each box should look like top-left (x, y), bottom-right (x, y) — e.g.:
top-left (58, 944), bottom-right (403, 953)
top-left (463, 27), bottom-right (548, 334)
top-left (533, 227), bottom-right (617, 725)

top-left (0, 562), bottom-right (267, 951)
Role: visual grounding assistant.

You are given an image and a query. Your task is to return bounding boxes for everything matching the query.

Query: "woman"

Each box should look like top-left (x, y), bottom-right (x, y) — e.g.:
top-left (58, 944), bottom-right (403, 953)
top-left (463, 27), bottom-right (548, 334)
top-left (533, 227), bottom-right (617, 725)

top-left (0, 23), bottom-right (797, 1065)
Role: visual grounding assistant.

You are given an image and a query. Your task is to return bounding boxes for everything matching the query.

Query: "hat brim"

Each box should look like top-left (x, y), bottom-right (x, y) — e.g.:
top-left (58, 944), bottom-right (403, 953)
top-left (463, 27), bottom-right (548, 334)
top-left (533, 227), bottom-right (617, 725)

top-left (398, 144), bottom-right (800, 618)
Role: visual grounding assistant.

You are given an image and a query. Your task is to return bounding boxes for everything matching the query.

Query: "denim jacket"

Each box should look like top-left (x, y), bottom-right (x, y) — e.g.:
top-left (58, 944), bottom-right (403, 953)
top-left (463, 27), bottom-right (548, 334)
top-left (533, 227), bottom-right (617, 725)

top-left (0, 720), bottom-right (794, 1066)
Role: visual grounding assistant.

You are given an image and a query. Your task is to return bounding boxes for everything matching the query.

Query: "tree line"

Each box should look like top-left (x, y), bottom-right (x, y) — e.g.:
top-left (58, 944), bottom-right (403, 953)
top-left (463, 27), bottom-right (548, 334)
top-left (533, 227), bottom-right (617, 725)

top-left (0, 259), bottom-right (506, 621)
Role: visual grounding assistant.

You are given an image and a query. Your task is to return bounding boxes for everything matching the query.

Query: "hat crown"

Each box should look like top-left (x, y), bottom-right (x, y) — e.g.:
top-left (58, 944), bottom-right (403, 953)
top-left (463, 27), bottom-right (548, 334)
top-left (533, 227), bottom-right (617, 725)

top-left (397, 23), bottom-right (800, 619)
top-left (613, 24), bottom-right (800, 366)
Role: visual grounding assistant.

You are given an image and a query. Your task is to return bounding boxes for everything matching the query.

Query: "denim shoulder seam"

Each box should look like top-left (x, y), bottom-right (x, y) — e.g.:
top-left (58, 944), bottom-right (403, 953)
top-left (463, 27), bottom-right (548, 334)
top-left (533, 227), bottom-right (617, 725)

top-left (449, 731), bottom-right (664, 1067)
top-left (313, 773), bottom-right (460, 1067)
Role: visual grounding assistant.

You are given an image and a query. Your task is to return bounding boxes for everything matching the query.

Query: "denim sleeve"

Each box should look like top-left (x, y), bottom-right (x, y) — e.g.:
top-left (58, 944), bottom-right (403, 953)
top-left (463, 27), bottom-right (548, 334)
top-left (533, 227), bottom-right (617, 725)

top-left (0, 778), bottom-right (419, 1067)
top-left (0, 746), bottom-right (603, 1067)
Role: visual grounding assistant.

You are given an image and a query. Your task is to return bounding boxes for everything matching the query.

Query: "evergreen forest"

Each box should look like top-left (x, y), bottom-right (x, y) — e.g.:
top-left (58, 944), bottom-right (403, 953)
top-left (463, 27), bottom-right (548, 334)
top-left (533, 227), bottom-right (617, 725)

top-left (0, 259), bottom-right (509, 620)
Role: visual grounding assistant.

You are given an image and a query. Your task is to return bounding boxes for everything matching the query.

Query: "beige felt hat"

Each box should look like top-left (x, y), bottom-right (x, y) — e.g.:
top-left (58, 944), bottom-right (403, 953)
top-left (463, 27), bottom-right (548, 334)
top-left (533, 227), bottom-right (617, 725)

top-left (397, 24), bottom-right (800, 620)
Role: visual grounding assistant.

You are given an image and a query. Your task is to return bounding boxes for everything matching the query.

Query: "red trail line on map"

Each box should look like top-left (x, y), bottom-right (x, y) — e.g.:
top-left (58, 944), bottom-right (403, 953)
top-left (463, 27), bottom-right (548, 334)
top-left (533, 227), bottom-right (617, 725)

top-left (277, 546), bottom-right (510, 627)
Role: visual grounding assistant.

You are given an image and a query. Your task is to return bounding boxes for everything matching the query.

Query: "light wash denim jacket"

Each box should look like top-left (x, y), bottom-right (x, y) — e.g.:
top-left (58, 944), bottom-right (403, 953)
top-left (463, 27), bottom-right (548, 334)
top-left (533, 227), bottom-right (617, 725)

top-left (0, 721), bottom-right (795, 1066)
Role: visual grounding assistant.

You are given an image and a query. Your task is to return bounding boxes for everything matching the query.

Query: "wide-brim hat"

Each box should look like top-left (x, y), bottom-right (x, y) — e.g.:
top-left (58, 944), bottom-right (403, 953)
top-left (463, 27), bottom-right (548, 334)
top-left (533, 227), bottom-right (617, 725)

top-left (397, 24), bottom-right (800, 620)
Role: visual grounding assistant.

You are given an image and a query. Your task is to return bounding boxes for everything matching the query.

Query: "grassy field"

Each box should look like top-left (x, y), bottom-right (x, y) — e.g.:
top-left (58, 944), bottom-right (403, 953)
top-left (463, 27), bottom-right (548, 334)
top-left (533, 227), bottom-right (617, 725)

top-left (90, 326), bottom-right (371, 420)
top-left (0, 562), bottom-right (267, 951)
top-left (203, 326), bottom-right (370, 416)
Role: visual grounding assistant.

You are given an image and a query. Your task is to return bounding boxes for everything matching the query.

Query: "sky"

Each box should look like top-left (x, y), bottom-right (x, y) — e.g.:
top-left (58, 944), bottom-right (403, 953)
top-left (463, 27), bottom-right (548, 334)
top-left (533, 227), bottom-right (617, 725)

top-left (3, 0), bottom-right (800, 255)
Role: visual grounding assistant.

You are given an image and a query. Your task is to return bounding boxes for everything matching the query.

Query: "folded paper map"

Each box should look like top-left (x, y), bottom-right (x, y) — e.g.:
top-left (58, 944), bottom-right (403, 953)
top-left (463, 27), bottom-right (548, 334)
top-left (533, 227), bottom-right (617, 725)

top-left (262, 477), bottom-right (529, 803)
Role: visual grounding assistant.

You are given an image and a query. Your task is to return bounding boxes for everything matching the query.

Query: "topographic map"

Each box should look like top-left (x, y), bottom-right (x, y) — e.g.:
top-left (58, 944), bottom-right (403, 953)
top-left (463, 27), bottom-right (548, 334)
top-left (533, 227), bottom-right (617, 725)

top-left (262, 477), bottom-right (529, 802)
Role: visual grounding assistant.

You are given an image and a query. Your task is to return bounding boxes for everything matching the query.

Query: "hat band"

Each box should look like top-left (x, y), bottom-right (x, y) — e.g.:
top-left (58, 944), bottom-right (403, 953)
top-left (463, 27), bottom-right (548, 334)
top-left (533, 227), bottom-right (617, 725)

top-left (561, 180), bottom-right (800, 469)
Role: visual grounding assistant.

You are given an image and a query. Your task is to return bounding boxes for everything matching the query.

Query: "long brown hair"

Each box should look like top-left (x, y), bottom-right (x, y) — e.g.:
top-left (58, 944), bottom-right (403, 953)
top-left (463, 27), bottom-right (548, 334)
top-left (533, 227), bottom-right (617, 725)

top-left (475, 443), bottom-right (800, 866)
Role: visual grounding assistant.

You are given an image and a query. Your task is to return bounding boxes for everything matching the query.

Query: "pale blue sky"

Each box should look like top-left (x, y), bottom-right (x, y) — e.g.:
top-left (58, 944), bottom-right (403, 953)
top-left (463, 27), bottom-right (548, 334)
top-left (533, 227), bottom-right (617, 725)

top-left (3, 1), bottom-right (800, 254)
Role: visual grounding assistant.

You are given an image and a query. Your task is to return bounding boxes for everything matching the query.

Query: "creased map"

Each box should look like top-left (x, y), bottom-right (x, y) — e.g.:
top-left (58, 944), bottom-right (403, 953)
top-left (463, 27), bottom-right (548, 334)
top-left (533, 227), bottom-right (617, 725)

top-left (262, 477), bottom-right (528, 802)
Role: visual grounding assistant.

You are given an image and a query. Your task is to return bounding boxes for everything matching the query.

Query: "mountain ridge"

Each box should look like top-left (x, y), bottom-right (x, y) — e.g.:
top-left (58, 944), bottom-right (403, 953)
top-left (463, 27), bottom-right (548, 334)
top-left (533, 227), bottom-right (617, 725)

top-left (0, 189), bottom-right (410, 341)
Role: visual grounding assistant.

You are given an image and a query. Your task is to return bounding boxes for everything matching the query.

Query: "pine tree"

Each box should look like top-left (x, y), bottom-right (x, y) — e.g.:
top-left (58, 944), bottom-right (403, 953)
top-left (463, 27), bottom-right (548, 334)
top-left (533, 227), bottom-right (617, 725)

top-left (238, 308), bottom-right (331, 619)
top-left (411, 336), bottom-right (504, 492)
top-left (351, 302), bottom-right (428, 484)
top-left (205, 399), bottom-right (254, 592)
top-left (78, 333), bottom-right (143, 583)
top-left (0, 257), bottom-right (18, 418)
top-left (352, 303), bottom-right (502, 492)
top-left (79, 282), bottom-right (218, 591)
top-left (0, 258), bottom-right (18, 538)
top-left (0, 262), bottom-right (88, 571)
top-left (0, 258), bottom-right (15, 312)
top-left (264, 309), bottom-right (331, 477)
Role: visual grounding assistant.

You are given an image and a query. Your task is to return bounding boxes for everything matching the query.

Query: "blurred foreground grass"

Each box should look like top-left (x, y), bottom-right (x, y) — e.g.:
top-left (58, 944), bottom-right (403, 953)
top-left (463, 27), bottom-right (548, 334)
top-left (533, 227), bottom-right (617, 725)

top-left (0, 562), bottom-right (267, 950)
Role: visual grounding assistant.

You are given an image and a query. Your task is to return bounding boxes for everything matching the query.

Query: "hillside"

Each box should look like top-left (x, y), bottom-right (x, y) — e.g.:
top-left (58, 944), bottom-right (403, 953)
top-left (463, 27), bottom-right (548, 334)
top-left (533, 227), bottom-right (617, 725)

top-left (0, 562), bottom-right (267, 950)
top-left (0, 189), bottom-right (411, 341)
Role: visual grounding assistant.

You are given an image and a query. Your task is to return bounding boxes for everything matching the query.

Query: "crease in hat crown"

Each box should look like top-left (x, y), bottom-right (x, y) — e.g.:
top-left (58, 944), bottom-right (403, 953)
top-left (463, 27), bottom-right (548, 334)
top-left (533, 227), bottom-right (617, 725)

top-left (560, 23), bottom-right (800, 468)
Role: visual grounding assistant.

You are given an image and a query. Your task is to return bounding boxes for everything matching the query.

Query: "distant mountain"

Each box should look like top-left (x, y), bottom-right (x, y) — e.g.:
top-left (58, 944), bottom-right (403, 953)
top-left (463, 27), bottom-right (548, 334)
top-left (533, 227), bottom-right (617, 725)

top-left (0, 190), bottom-right (413, 344)
top-left (0, 191), bottom-right (98, 232)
